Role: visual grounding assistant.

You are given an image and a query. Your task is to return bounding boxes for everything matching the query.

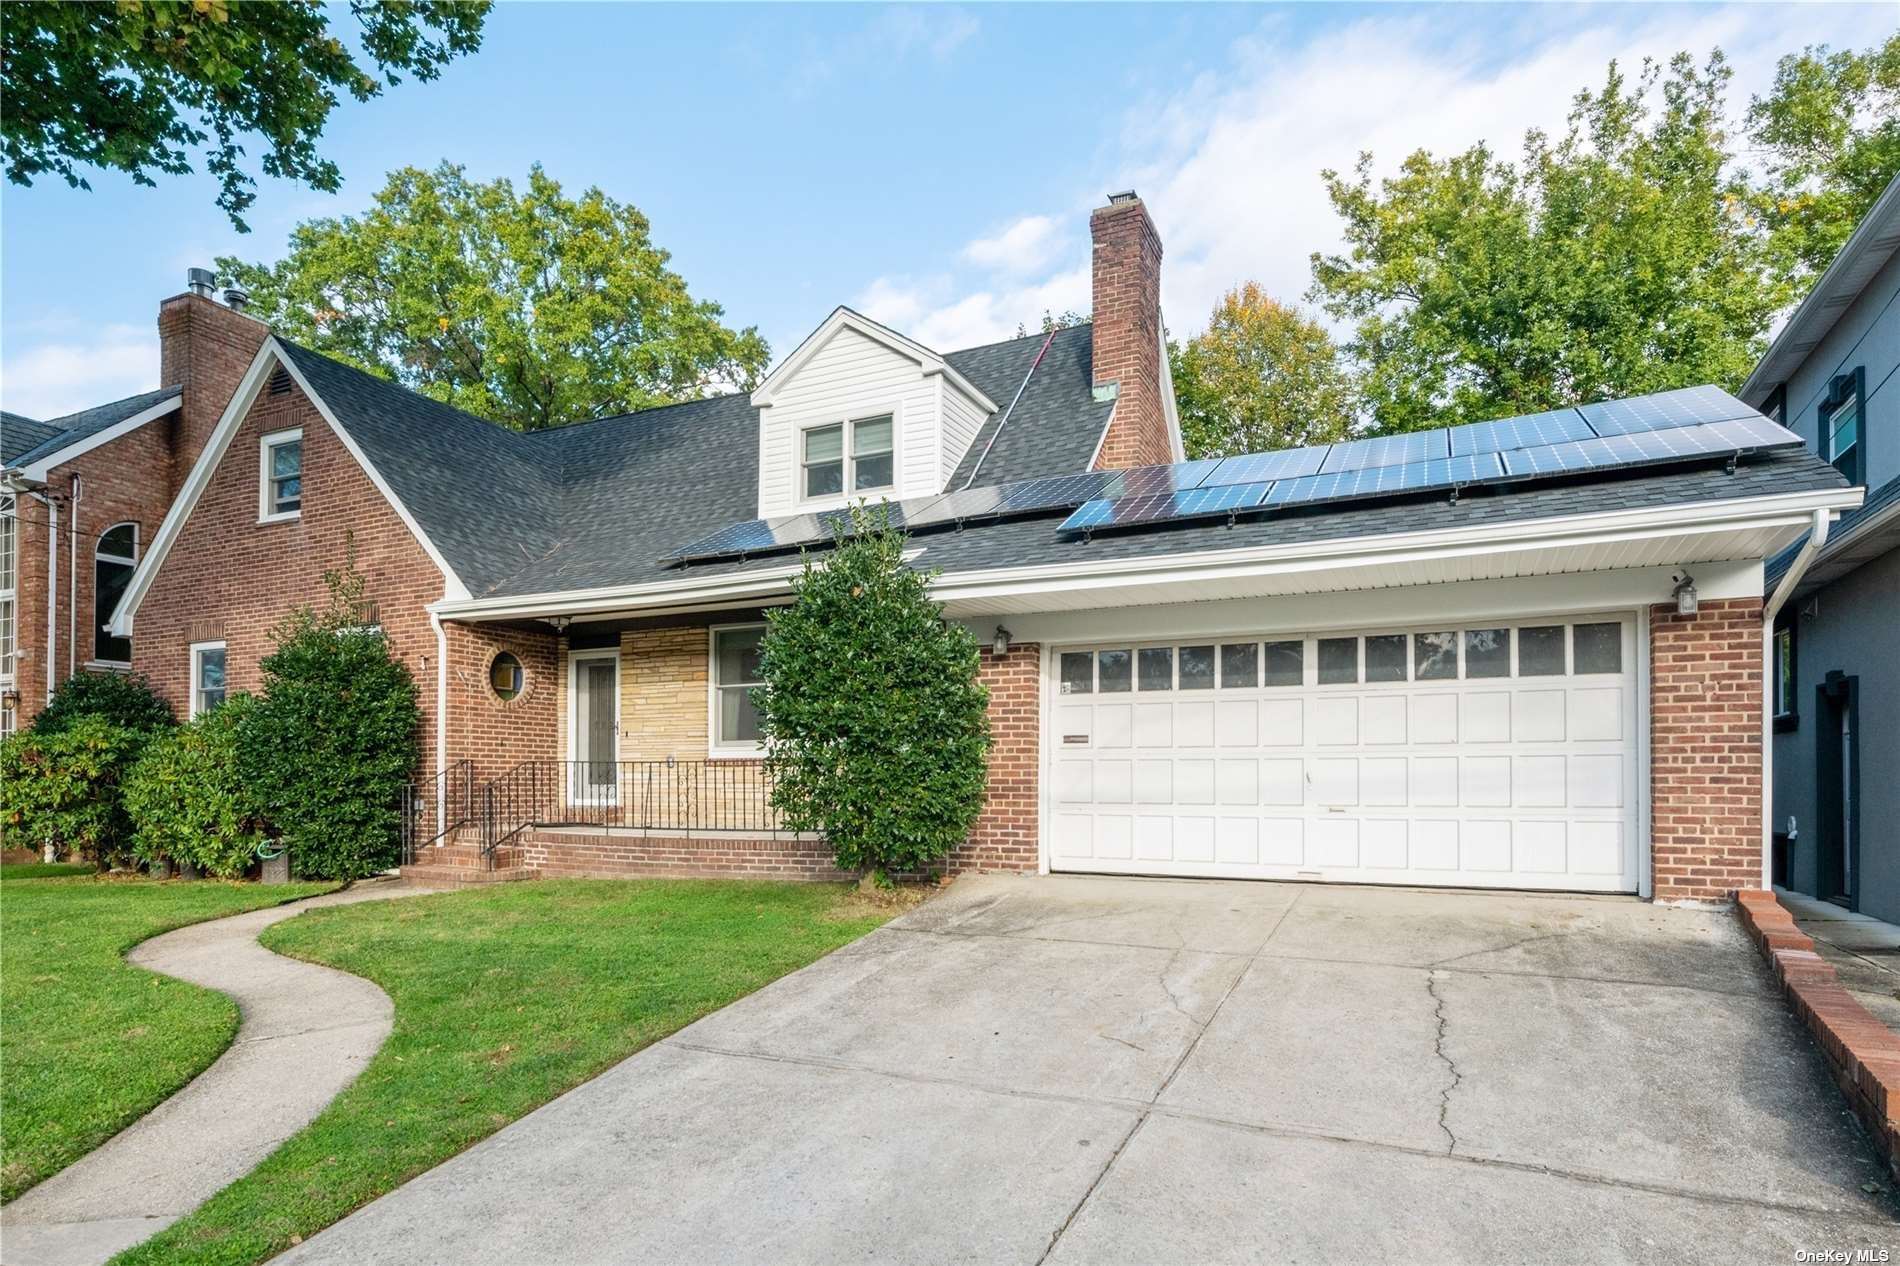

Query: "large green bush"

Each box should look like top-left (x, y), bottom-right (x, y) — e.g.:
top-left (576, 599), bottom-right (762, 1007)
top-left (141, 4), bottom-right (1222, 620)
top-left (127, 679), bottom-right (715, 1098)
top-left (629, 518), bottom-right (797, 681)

top-left (236, 560), bottom-right (420, 880)
top-left (30, 671), bottom-right (174, 737)
top-left (0, 718), bottom-right (152, 866)
top-left (124, 695), bottom-right (269, 878)
top-left (759, 505), bottom-right (991, 883)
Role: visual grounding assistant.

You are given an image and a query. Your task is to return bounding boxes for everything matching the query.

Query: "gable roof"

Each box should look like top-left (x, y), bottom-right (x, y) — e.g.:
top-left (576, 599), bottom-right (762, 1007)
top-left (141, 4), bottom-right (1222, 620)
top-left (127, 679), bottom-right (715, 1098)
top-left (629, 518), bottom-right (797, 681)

top-left (751, 307), bottom-right (999, 413)
top-left (2, 411), bottom-right (60, 464)
top-left (2, 387), bottom-right (182, 472)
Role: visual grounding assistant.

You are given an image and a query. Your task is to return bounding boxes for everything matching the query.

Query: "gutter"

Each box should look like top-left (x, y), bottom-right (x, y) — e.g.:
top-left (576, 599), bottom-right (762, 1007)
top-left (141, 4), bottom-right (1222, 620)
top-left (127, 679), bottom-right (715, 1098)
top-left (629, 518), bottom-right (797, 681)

top-left (1759, 507), bottom-right (1833, 889)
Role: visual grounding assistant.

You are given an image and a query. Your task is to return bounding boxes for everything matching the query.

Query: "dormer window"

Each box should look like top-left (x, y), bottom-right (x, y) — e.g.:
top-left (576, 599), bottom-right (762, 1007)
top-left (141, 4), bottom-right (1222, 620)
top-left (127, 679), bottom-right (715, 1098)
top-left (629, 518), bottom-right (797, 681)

top-left (803, 414), bottom-right (893, 500)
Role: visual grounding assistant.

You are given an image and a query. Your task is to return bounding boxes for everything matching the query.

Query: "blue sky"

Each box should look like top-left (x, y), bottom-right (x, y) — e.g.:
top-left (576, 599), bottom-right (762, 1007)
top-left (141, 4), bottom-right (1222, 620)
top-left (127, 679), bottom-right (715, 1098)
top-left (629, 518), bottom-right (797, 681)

top-left (0, 2), bottom-right (1883, 419)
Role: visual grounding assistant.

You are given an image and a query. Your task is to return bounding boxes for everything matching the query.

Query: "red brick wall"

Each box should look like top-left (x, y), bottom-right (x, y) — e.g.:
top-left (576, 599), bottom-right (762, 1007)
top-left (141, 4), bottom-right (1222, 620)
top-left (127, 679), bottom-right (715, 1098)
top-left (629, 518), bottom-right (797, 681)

top-left (1089, 195), bottom-right (1172, 471)
top-left (1650, 597), bottom-right (1764, 902)
top-left (519, 829), bottom-right (850, 882)
top-left (157, 291), bottom-right (271, 494)
top-left (131, 371), bottom-right (450, 772)
top-left (443, 622), bottom-right (559, 782)
top-left (947, 643), bottom-right (1042, 872)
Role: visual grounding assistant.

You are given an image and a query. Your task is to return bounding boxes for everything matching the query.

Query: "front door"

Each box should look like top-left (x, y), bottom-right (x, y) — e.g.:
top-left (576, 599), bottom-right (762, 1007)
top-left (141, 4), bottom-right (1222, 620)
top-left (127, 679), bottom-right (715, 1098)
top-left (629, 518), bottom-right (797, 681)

top-left (1816, 672), bottom-right (1860, 908)
top-left (571, 652), bottom-right (619, 807)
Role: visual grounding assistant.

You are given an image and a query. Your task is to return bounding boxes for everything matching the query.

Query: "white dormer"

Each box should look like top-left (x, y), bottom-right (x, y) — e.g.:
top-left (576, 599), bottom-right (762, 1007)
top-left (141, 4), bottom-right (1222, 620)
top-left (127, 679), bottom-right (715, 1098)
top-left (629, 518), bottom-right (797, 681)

top-left (750, 308), bottom-right (997, 519)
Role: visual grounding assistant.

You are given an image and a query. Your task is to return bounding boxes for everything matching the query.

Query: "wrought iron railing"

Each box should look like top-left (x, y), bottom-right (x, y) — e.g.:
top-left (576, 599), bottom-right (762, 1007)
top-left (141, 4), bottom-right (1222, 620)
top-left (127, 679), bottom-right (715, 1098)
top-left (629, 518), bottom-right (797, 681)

top-left (399, 760), bottom-right (477, 864)
top-left (477, 759), bottom-right (784, 867)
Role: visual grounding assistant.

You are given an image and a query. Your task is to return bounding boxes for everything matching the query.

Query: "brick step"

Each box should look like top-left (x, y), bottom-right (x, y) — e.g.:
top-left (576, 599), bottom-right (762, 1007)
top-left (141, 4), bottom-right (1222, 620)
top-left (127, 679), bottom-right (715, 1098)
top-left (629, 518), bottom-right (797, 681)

top-left (407, 843), bottom-right (524, 870)
top-left (398, 863), bottom-right (540, 889)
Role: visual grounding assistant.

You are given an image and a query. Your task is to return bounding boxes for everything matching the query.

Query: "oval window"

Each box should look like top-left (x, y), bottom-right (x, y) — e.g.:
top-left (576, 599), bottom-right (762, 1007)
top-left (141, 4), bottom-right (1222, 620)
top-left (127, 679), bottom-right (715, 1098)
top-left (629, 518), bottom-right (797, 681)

top-left (489, 652), bottom-right (524, 702)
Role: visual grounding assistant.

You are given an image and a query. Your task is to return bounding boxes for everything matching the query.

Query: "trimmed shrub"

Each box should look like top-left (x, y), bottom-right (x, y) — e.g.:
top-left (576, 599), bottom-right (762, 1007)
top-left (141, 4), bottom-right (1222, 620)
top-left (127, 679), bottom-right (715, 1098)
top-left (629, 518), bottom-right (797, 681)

top-left (237, 558), bottom-right (420, 880)
top-left (0, 718), bottom-right (152, 866)
top-left (30, 671), bottom-right (174, 737)
top-left (124, 695), bottom-right (268, 878)
top-left (759, 505), bottom-right (990, 883)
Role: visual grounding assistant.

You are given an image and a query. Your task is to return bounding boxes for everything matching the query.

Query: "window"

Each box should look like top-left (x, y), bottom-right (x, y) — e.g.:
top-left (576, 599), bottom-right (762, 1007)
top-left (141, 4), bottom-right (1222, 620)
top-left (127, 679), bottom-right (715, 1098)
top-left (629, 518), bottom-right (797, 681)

top-left (1263, 640), bottom-right (1302, 687)
top-left (1059, 651), bottom-right (1093, 694)
top-left (1364, 634), bottom-right (1407, 682)
top-left (93, 523), bottom-right (137, 664)
top-left (1773, 620), bottom-right (1798, 730)
top-left (1464, 628), bottom-right (1510, 678)
top-left (711, 625), bottom-right (765, 749)
top-left (1517, 625), bottom-right (1566, 676)
top-left (1820, 369), bottom-right (1864, 486)
top-left (1178, 645), bottom-right (1216, 690)
top-left (1097, 649), bottom-right (1132, 693)
top-left (1317, 637), bottom-right (1358, 685)
top-left (1220, 643), bottom-right (1258, 688)
top-left (1762, 383), bottom-right (1787, 427)
top-left (1414, 632), bottom-right (1458, 680)
top-left (260, 429), bottom-right (303, 520)
top-left (489, 652), bottom-right (523, 702)
top-left (1137, 647), bottom-right (1173, 691)
top-left (1573, 623), bottom-right (1621, 675)
top-left (803, 414), bottom-right (894, 500)
top-left (190, 642), bottom-right (226, 717)
top-left (0, 494), bottom-right (15, 688)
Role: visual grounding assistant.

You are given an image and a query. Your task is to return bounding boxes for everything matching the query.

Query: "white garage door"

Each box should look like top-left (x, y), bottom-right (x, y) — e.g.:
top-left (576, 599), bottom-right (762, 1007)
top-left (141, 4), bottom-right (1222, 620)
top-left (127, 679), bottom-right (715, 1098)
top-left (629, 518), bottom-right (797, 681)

top-left (1047, 616), bottom-right (1640, 892)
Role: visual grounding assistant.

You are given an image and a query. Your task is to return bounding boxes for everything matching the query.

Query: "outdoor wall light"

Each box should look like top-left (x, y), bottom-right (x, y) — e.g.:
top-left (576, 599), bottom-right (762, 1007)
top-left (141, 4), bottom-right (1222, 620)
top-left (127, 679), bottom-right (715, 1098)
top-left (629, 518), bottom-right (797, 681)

top-left (1672, 572), bottom-right (1698, 616)
top-left (993, 625), bottom-right (1012, 658)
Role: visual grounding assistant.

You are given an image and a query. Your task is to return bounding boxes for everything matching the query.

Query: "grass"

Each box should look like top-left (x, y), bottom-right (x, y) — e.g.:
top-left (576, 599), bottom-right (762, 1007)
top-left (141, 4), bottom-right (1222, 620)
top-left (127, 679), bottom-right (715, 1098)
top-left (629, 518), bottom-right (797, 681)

top-left (116, 878), bottom-right (895, 1266)
top-left (0, 861), bottom-right (96, 880)
top-left (1, 874), bottom-right (335, 1201)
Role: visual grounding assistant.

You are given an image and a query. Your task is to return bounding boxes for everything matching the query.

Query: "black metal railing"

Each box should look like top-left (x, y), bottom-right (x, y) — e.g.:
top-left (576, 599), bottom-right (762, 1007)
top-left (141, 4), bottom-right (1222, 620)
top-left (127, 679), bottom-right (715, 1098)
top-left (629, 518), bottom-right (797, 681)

top-left (477, 759), bottom-right (784, 867)
top-left (399, 760), bottom-right (477, 864)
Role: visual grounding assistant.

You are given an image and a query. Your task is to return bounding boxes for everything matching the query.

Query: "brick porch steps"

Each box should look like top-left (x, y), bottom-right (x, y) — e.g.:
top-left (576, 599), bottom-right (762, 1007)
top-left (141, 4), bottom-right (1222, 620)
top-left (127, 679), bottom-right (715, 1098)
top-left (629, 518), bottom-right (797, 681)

top-left (399, 841), bottom-right (539, 889)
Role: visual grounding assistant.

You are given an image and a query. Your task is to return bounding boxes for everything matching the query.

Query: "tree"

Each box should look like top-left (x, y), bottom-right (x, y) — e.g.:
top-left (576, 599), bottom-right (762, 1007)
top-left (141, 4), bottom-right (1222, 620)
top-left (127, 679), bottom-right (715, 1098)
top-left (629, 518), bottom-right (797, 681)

top-left (1748, 34), bottom-right (1900, 279)
top-left (1014, 309), bottom-right (1087, 338)
top-left (1311, 52), bottom-right (1791, 432)
top-left (1, 1), bottom-right (489, 232)
top-left (220, 162), bottom-right (771, 430)
top-left (125, 694), bottom-right (269, 878)
top-left (30, 670), bottom-right (174, 738)
top-left (1169, 283), bottom-right (1355, 458)
top-left (758, 506), bottom-right (991, 886)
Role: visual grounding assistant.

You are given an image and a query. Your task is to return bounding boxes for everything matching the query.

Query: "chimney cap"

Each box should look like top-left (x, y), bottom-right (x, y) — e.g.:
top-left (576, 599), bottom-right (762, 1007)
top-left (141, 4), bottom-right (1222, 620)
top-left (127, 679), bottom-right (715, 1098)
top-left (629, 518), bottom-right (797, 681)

top-left (186, 267), bottom-right (216, 298)
top-left (222, 282), bottom-right (250, 312)
top-left (1106, 190), bottom-right (1139, 205)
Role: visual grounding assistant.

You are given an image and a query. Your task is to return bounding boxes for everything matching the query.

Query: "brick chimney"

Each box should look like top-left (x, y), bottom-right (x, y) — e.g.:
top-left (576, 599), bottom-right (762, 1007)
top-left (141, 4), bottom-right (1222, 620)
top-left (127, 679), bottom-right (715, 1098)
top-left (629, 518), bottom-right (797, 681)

top-left (1089, 190), bottom-right (1174, 470)
top-left (158, 269), bottom-right (271, 496)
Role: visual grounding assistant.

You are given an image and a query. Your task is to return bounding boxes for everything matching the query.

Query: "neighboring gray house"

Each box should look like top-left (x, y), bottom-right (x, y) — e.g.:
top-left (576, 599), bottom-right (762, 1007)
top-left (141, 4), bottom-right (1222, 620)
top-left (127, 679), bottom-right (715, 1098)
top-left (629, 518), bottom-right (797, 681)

top-left (1745, 176), bottom-right (1900, 919)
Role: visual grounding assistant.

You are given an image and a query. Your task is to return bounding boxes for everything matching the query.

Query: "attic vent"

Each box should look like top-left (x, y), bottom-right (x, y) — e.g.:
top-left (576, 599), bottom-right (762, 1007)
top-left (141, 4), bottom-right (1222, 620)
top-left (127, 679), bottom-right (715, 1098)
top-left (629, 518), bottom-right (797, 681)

top-left (267, 367), bottom-right (292, 396)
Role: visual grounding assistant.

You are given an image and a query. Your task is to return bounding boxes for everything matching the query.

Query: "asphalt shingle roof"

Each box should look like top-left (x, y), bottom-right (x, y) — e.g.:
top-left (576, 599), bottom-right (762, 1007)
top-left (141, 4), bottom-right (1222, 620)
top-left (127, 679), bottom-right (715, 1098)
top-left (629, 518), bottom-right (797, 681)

top-left (1, 412), bottom-right (59, 464)
top-left (1764, 470), bottom-right (1900, 589)
top-left (3, 387), bottom-right (181, 468)
top-left (944, 324), bottom-right (1111, 488)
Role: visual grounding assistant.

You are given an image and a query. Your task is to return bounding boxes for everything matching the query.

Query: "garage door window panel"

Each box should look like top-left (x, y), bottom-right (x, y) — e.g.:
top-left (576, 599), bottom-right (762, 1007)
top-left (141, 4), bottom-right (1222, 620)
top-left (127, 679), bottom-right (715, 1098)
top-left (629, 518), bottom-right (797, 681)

top-left (1138, 648), bottom-right (1173, 691)
top-left (1263, 640), bottom-right (1303, 687)
top-left (1518, 625), bottom-right (1566, 676)
top-left (1098, 649), bottom-right (1132, 693)
top-left (1465, 628), bottom-right (1510, 678)
top-left (1318, 637), bottom-right (1359, 685)
top-left (1414, 632), bottom-right (1458, 680)
top-left (1365, 634), bottom-right (1407, 683)
top-left (1573, 622), bottom-right (1622, 676)
top-left (1221, 643), bottom-right (1258, 688)
top-left (1179, 646), bottom-right (1216, 690)
top-left (1060, 652), bottom-right (1093, 695)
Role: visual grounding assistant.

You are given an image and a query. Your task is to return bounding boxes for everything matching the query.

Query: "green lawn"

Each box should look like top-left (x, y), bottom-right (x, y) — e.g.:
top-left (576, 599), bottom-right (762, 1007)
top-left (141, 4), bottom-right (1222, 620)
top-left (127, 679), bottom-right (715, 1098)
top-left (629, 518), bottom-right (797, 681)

top-left (0, 861), bottom-right (96, 880)
top-left (118, 878), bottom-right (893, 1266)
top-left (1, 875), bottom-right (335, 1201)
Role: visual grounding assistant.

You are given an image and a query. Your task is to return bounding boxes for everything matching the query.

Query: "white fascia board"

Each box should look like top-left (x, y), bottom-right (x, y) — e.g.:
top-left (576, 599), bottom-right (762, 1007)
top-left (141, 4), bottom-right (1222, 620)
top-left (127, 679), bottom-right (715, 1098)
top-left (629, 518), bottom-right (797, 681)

top-left (110, 339), bottom-right (470, 636)
top-left (270, 349), bottom-right (472, 602)
top-left (751, 307), bottom-right (997, 414)
top-left (1156, 319), bottom-right (1186, 464)
top-left (20, 395), bottom-right (183, 480)
top-left (431, 560), bottom-right (809, 623)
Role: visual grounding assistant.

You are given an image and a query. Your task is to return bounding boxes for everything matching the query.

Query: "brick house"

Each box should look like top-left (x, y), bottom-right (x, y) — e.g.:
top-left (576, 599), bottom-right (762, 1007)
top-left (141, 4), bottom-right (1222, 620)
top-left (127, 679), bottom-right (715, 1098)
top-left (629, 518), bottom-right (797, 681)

top-left (1, 274), bottom-right (270, 736)
top-left (84, 191), bottom-right (1859, 901)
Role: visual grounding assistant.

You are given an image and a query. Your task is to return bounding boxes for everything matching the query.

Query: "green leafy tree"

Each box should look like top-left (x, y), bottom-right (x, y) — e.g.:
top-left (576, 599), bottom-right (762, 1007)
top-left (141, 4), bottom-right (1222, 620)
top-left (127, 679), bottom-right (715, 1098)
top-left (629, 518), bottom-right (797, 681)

top-left (1311, 52), bottom-right (1791, 432)
top-left (0, 718), bottom-right (152, 867)
top-left (1747, 33), bottom-right (1900, 278)
top-left (1170, 283), bottom-right (1356, 458)
top-left (125, 695), bottom-right (269, 878)
top-left (237, 551), bottom-right (420, 880)
top-left (30, 671), bottom-right (174, 738)
top-left (759, 506), bottom-right (991, 885)
top-left (1014, 309), bottom-right (1088, 338)
top-left (219, 162), bottom-right (771, 430)
top-left (1, 1), bottom-right (489, 231)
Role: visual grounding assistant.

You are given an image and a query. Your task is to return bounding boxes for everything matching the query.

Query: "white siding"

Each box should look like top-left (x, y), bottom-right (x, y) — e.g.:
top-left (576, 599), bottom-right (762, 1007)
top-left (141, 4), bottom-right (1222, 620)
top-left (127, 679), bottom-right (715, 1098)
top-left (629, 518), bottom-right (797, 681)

top-left (756, 325), bottom-right (991, 518)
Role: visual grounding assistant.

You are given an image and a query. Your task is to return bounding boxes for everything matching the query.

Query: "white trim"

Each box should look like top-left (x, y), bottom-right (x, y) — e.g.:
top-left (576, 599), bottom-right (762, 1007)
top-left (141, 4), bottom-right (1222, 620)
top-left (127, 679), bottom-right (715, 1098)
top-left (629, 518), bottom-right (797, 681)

top-left (1084, 398), bottom-right (1114, 471)
top-left (1156, 321), bottom-right (1186, 464)
top-left (707, 621), bottom-right (766, 757)
top-left (110, 340), bottom-right (471, 637)
top-left (794, 408), bottom-right (899, 511)
top-left (188, 639), bottom-right (226, 719)
top-left (257, 426), bottom-right (303, 523)
top-left (429, 611), bottom-right (449, 815)
top-left (752, 307), bottom-right (998, 414)
top-left (15, 396), bottom-right (182, 481)
top-left (1761, 507), bottom-right (1834, 889)
top-left (565, 648), bottom-right (622, 802)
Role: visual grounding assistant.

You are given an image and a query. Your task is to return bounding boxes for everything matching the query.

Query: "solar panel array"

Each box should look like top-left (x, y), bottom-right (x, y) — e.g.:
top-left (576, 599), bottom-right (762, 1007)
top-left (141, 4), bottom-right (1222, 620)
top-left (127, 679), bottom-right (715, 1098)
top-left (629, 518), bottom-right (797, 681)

top-left (663, 384), bottom-right (1802, 562)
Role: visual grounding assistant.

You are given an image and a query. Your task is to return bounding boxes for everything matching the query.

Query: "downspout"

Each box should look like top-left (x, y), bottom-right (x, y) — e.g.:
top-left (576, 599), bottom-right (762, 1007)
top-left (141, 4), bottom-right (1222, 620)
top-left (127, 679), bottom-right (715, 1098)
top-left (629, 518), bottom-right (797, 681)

top-left (67, 474), bottom-right (80, 676)
top-left (43, 491), bottom-right (57, 698)
top-left (1760, 507), bottom-right (1832, 890)
top-left (430, 610), bottom-right (449, 837)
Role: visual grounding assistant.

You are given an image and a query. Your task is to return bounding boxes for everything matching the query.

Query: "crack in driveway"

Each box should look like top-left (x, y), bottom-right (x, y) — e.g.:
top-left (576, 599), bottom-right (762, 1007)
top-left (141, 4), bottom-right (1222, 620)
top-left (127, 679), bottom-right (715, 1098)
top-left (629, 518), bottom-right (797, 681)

top-left (1425, 968), bottom-right (1463, 1155)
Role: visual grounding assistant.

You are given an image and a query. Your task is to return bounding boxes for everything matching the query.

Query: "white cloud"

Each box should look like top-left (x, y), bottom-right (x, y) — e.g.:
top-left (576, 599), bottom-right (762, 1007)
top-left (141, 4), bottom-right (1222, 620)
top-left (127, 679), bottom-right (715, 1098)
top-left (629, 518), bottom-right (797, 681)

top-left (855, 265), bottom-right (1088, 350)
top-left (789, 5), bottom-right (981, 97)
top-left (1, 323), bottom-right (158, 420)
top-left (859, 4), bottom-right (1876, 350)
top-left (963, 215), bottom-right (1064, 275)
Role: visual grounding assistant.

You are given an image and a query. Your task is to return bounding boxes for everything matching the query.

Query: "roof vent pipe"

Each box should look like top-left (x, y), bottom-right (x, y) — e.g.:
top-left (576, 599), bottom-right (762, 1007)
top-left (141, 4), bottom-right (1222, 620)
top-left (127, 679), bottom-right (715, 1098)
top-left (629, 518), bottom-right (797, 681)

top-left (222, 282), bottom-right (250, 312)
top-left (186, 267), bottom-right (216, 299)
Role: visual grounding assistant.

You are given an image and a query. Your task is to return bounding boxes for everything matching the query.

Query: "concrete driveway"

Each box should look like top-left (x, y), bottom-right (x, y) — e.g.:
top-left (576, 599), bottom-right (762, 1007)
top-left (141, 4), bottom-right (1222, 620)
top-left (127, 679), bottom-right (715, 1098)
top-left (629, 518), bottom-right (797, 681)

top-left (287, 877), bottom-right (1899, 1264)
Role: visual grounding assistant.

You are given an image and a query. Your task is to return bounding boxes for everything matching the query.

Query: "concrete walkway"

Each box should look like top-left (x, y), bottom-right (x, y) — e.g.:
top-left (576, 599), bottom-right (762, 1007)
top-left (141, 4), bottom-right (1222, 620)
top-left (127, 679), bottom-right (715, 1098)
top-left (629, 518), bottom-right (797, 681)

top-left (283, 876), bottom-right (1899, 1264)
top-left (1777, 886), bottom-right (1900, 1032)
top-left (1, 879), bottom-right (425, 1266)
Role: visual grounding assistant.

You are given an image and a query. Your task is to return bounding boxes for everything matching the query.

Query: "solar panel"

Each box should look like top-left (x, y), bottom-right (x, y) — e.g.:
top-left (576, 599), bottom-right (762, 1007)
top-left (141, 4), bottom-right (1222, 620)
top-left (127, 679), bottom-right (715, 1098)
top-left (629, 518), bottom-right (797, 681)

top-left (1266, 455), bottom-right (1495, 508)
top-left (1579, 385), bottom-right (1753, 437)
top-left (1503, 414), bottom-right (1800, 477)
top-left (1060, 481), bottom-right (1271, 534)
top-left (1320, 429), bottom-right (1449, 473)
top-left (1202, 447), bottom-right (1327, 486)
top-left (1448, 408), bottom-right (1594, 456)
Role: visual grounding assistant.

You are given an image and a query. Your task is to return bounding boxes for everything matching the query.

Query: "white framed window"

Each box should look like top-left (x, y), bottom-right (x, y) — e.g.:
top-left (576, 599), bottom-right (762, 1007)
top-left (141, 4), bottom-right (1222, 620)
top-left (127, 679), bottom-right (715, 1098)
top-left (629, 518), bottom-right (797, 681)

top-left (801, 413), bottom-right (894, 501)
top-left (709, 623), bottom-right (765, 754)
top-left (259, 428), bottom-right (303, 521)
top-left (93, 522), bottom-right (137, 665)
top-left (189, 641), bottom-right (227, 717)
top-left (0, 493), bottom-right (16, 689)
